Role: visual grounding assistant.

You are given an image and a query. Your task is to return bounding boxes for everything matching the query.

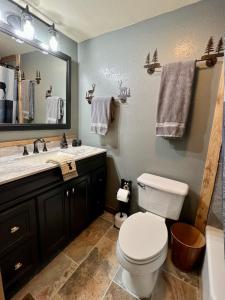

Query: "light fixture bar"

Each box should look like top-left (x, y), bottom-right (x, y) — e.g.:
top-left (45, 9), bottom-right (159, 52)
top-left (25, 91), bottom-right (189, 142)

top-left (12, 0), bottom-right (58, 27)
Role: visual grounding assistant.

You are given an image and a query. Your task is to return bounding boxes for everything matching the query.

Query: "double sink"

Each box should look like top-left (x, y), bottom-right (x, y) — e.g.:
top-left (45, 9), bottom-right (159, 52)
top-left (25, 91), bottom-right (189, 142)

top-left (0, 145), bottom-right (106, 185)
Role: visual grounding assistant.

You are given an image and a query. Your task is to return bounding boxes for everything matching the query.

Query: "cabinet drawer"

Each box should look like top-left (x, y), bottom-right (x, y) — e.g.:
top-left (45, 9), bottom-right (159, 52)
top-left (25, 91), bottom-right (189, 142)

top-left (0, 238), bottom-right (38, 290)
top-left (0, 200), bottom-right (36, 255)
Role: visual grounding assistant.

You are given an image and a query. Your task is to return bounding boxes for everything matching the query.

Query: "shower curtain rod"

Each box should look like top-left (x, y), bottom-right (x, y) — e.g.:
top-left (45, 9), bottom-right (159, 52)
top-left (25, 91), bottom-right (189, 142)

top-left (0, 63), bottom-right (19, 71)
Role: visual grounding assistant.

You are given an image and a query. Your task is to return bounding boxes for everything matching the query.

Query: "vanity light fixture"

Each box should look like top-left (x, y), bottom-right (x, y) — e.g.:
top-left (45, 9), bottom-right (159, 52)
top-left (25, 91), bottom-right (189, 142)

top-left (49, 23), bottom-right (58, 52)
top-left (21, 5), bottom-right (35, 40)
top-left (15, 5), bottom-right (34, 41)
top-left (0, 10), bottom-right (3, 22)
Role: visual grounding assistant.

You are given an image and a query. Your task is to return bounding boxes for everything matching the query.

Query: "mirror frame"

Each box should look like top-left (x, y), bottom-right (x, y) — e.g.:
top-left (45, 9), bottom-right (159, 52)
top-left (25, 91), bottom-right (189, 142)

top-left (0, 21), bottom-right (71, 131)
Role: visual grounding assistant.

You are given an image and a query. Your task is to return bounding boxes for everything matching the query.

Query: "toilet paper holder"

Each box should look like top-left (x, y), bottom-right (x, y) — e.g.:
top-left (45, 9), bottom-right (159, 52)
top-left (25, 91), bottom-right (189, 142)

top-left (121, 179), bottom-right (132, 193)
top-left (114, 179), bottom-right (132, 229)
top-left (118, 179), bottom-right (132, 216)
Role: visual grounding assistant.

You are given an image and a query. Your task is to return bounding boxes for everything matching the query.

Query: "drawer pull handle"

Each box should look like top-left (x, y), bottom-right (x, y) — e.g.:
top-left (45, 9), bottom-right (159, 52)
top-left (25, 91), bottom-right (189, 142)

top-left (66, 190), bottom-right (69, 197)
top-left (14, 262), bottom-right (23, 271)
top-left (10, 226), bottom-right (20, 234)
top-left (72, 188), bottom-right (75, 194)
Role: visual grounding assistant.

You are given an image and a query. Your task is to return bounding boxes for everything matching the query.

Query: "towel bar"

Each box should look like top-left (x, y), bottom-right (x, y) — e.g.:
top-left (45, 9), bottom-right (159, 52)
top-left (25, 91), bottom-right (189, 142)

top-left (144, 36), bottom-right (224, 75)
top-left (85, 82), bottom-right (131, 104)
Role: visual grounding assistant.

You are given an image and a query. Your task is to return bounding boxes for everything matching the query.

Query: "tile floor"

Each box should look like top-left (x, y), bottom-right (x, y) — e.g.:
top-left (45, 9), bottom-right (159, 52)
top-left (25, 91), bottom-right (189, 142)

top-left (12, 211), bottom-right (200, 300)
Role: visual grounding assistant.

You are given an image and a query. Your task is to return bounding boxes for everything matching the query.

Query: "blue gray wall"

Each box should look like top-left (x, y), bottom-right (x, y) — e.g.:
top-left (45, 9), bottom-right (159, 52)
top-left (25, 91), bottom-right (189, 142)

top-left (0, 0), bottom-right (78, 140)
top-left (78, 0), bottom-right (225, 222)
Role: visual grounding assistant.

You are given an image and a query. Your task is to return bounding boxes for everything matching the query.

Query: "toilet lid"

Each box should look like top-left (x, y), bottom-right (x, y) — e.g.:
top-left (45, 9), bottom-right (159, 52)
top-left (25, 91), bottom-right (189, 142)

top-left (118, 212), bottom-right (168, 261)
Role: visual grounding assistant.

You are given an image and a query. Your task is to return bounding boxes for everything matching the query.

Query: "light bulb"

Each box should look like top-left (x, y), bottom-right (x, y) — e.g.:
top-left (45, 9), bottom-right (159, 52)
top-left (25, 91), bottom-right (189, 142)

top-left (40, 43), bottom-right (49, 51)
top-left (23, 19), bottom-right (34, 40)
top-left (49, 35), bottom-right (58, 52)
top-left (15, 29), bottom-right (24, 38)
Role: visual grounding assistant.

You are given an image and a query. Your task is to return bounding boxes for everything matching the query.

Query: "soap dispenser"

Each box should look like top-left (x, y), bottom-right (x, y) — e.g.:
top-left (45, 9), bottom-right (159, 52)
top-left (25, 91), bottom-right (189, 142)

top-left (60, 133), bottom-right (68, 149)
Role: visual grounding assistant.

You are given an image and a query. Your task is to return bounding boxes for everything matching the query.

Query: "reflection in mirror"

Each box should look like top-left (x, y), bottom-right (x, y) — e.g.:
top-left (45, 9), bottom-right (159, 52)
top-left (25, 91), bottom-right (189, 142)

top-left (0, 30), bottom-right (67, 125)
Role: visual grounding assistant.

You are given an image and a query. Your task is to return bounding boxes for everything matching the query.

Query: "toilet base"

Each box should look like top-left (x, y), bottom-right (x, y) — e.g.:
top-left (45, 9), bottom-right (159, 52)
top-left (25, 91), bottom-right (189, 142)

top-left (121, 267), bottom-right (159, 298)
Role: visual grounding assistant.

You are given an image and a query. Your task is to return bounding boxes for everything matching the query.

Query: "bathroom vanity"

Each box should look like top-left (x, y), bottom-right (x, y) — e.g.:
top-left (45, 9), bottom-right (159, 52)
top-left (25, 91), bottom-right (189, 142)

top-left (0, 146), bottom-right (106, 298)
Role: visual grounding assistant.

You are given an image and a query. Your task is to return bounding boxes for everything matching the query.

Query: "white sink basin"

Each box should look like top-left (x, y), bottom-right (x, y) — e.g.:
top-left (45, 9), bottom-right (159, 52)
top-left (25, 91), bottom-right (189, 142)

top-left (7, 146), bottom-right (106, 166)
top-left (18, 151), bottom-right (75, 164)
top-left (62, 146), bottom-right (101, 157)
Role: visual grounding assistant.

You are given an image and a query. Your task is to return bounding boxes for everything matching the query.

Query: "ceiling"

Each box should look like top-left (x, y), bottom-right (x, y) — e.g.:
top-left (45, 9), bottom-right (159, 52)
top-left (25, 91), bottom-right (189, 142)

top-left (13, 0), bottom-right (201, 42)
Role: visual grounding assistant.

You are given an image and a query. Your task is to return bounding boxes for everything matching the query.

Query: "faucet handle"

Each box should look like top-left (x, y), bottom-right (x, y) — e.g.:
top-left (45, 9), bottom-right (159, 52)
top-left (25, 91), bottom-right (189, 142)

top-left (23, 145), bottom-right (29, 156)
top-left (43, 142), bottom-right (48, 152)
top-left (60, 133), bottom-right (68, 149)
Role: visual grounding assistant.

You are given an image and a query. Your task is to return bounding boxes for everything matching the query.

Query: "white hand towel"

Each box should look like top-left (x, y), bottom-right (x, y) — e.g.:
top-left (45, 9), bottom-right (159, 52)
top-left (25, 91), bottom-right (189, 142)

top-left (91, 96), bottom-right (114, 136)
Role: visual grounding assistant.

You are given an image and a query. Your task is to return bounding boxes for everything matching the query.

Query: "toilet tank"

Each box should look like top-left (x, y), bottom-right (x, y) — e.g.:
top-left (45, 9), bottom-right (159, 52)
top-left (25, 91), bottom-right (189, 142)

top-left (137, 173), bottom-right (189, 220)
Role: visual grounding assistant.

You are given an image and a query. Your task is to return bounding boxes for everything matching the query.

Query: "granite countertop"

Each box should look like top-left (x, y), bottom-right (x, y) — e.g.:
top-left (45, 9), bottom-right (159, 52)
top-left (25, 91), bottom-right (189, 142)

top-left (0, 145), bottom-right (106, 186)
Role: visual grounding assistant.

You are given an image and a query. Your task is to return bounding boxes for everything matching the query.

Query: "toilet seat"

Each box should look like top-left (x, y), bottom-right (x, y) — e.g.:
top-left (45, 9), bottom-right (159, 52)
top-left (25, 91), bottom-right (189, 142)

top-left (118, 212), bottom-right (168, 264)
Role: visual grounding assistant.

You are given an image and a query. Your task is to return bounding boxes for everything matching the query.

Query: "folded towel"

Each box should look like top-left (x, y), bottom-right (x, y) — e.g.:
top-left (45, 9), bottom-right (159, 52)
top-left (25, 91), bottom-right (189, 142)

top-left (91, 97), bottom-right (114, 135)
top-left (0, 66), bottom-right (15, 100)
top-left (47, 158), bottom-right (78, 181)
top-left (22, 80), bottom-right (35, 121)
top-left (0, 100), bottom-right (5, 123)
top-left (46, 96), bottom-right (65, 124)
top-left (0, 100), bottom-right (13, 123)
top-left (5, 100), bottom-right (13, 123)
top-left (156, 60), bottom-right (196, 138)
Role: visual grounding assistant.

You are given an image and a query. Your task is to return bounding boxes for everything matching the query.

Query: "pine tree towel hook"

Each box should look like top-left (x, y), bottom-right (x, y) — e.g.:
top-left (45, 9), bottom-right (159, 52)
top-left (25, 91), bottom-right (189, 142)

top-left (144, 48), bottom-right (161, 74)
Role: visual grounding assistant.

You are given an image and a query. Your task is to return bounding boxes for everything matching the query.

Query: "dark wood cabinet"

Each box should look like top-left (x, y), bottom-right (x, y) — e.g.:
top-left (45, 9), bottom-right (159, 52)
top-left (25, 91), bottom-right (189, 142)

top-left (37, 184), bottom-right (69, 260)
top-left (69, 175), bottom-right (90, 237)
top-left (0, 238), bottom-right (38, 291)
top-left (0, 152), bottom-right (106, 299)
top-left (0, 200), bottom-right (36, 256)
top-left (89, 167), bottom-right (106, 221)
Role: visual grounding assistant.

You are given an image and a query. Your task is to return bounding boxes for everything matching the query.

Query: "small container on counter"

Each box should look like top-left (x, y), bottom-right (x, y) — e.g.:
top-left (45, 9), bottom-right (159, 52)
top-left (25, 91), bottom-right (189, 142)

top-left (72, 139), bottom-right (82, 147)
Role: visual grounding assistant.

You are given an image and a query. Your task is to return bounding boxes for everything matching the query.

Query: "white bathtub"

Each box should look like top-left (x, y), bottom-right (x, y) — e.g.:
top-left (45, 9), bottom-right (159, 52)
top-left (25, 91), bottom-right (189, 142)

top-left (201, 225), bottom-right (225, 300)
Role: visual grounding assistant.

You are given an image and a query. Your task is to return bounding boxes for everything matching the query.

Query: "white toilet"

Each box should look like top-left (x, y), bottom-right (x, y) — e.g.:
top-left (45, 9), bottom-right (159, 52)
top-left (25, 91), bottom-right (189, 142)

top-left (116, 173), bottom-right (189, 299)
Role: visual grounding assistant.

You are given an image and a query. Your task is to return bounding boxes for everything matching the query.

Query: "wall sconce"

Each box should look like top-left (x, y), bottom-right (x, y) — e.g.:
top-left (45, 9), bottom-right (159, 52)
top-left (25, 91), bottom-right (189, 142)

top-left (35, 70), bottom-right (41, 84)
top-left (49, 23), bottom-right (58, 52)
top-left (118, 80), bottom-right (131, 103)
top-left (85, 84), bottom-right (96, 104)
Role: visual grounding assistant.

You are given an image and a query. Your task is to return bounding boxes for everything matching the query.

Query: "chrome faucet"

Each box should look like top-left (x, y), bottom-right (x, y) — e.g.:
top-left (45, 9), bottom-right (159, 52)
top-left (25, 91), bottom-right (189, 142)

top-left (33, 138), bottom-right (45, 154)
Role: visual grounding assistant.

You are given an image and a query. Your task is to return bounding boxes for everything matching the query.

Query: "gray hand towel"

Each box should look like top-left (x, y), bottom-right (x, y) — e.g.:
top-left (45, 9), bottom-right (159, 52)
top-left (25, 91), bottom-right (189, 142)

top-left (156, 60), bottom-right (196, 138)
top-left (91, 97), bottom-right (114, 136)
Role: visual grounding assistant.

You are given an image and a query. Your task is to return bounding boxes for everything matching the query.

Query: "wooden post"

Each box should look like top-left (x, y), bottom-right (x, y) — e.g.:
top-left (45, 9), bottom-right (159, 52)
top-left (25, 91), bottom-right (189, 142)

top-left (195, 63), bottom-right (224, 233)
top-left (16, 54), bottom-right (23, 124)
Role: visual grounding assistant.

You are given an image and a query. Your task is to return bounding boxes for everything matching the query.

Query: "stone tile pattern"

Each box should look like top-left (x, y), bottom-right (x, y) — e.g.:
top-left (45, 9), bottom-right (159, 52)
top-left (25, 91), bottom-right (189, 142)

top-left (13, 211), bottom-right (200, 300)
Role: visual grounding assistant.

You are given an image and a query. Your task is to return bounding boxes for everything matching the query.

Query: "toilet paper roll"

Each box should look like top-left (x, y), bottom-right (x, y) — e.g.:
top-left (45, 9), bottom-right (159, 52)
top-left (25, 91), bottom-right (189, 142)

top-left (117, 188), bottom-right (130, 203)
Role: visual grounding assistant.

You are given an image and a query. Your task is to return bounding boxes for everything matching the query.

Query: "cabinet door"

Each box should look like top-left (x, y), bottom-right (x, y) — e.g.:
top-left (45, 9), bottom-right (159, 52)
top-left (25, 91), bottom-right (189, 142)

top-left (1, 238), bottom-right (38, 296)
top-left (90, 167), bottom-right (106, 220)
top-left (0, 200), bottom-right (36, 256)
top-left (37, 184), bottom-right (69, 260)
top-left (70, 175), bottom-right (90, 238)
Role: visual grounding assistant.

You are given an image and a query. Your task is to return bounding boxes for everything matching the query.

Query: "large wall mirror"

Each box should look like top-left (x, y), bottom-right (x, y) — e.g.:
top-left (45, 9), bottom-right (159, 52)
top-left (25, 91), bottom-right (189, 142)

top-left (0, 21), bottom-right (71, 130)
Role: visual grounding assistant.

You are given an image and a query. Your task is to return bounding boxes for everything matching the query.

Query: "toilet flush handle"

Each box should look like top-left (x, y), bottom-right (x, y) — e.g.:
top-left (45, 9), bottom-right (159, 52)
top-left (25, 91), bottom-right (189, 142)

top-left (137, 182), bottom-right (146, 189)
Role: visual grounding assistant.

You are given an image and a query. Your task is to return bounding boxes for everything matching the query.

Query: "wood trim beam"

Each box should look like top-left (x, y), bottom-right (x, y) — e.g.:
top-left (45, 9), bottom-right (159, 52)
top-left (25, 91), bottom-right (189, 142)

top-left (195, 63), bottom-right (224, 233)
top-left (0, 134), bottom-right (75, 148)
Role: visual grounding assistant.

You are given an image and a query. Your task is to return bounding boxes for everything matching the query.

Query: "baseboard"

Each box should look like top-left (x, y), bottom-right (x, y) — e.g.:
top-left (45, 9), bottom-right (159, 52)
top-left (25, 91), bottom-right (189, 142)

top-left (104, 205), bottom-right (117, 215)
